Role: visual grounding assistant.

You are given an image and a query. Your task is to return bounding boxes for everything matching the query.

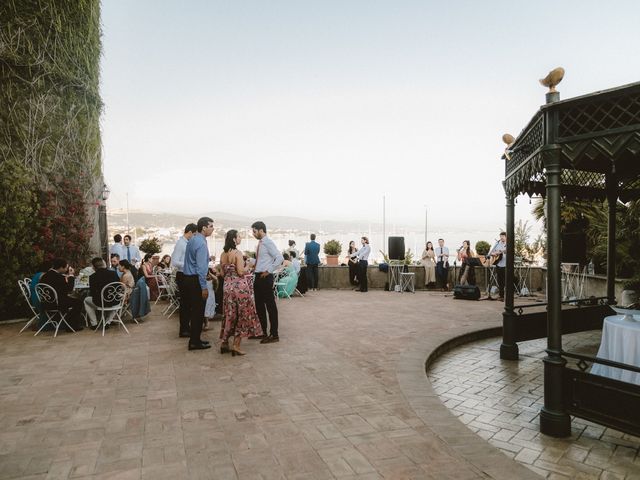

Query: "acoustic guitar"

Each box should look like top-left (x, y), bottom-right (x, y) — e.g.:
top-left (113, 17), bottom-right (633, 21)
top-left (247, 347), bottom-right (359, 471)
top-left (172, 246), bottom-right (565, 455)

top-left (483, 252), bottom-right (503, 267)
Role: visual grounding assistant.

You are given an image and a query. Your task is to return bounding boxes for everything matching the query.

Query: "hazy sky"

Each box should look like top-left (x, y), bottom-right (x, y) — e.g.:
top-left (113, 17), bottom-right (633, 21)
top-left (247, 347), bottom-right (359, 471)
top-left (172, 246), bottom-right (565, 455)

top-left (100, 0), bottom-right (640, 230)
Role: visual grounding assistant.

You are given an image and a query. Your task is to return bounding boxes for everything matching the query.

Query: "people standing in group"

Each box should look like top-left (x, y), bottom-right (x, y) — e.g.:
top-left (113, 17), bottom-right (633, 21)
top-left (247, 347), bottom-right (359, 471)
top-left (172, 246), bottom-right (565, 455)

top-left (351, 237), bottom-right (371, 292)
top-left (435, 238), bottom-right (450, 291)
top-left (182, 217), bottom-right (215, 350)
top-left (487, 232), bottom-right (508, 301)
top-left (304, 233), bottom-right (320, 291)
top-left (122, 234), bottom-right (141, 265)
top-left (347, 240), bottom-right (359, 287)
top-left (110, 234), bottom-right (124, 259)
top-left (421, 241), bottom-right (436, 288)
top-left (220, 229), bottom-right (263, 356)
top-left (140, 253), bottom-right (159, 301)
top-left (171, 223), bottom-right (197, 338)
top-left (84, 258), bottom-right (120, 328)
top-left (252, 221), bottom-right (283, 344)
top-left (457, 240), bottom-right (476, 286)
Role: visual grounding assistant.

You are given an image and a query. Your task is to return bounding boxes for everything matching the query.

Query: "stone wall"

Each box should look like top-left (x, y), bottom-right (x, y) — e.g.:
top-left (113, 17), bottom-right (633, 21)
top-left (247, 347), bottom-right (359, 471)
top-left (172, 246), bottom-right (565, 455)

top-left (315, 265), bottom-right (628, 300)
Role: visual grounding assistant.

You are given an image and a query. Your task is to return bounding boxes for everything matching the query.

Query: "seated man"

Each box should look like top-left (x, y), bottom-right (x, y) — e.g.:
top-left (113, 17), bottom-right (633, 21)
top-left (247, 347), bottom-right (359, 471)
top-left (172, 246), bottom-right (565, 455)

top-left (290, 251), bottom-right (301, 275)
top-left (109, 253), bottom-right (123, 278)
top-left (39, 258), bottom-right (84, 331)
top-left (84, 258), bottom-right (121, 327)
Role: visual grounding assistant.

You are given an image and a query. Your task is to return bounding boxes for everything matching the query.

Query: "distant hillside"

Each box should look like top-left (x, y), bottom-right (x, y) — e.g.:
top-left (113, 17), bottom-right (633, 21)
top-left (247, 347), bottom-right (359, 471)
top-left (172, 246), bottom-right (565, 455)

top-left (108, 210), bottom-right (382, 233)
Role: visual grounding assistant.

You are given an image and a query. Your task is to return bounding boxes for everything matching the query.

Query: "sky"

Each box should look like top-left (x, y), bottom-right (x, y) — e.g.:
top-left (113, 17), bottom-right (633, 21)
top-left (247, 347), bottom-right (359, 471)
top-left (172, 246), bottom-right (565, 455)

top-left (100, 0), bottom-right (640, 231)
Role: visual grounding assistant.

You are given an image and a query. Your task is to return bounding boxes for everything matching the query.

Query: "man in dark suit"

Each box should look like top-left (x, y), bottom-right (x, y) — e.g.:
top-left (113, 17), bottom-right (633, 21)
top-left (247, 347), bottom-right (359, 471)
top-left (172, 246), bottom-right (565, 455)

top-left (84, 258), bottom-right (121, 327)
top-left (39, 258), bottom-right (84, 331)
top-left (304, 233), bottom-right (321, 291)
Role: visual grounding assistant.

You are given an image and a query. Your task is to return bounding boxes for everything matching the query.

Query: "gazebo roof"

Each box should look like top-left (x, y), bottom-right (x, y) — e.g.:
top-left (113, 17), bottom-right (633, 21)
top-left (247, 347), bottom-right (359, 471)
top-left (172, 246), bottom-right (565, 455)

top-left (504, 81), bottom-right (640, 201)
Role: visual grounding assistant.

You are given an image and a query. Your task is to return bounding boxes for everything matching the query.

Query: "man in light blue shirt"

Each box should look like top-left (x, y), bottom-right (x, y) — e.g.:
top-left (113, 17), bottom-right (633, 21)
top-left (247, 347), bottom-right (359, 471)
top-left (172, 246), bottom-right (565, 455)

top-left (488, 232), bottom-right (508, 300)
top-left (252, 221), bottom-right (283, 343)
top-left (351, 237), bottom-right (371, 292)
top-left (123, 235), bottom-right (141, 266)
top-left (182, 217), bottom-right (214, 350)
top-left (171, 223), bottom-right (197, 337)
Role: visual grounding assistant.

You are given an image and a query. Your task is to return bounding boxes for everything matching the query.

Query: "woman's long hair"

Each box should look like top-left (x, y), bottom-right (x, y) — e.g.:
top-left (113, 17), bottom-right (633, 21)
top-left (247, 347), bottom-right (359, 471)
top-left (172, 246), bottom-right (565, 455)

top-left (462, 240), bottom-right (471, 256)
top-left (223, 230), bottom-right (238, 253)
top-left (426, 241), bottom-right (433, 251)
top-left (348, 240), bottom-right (357, 254)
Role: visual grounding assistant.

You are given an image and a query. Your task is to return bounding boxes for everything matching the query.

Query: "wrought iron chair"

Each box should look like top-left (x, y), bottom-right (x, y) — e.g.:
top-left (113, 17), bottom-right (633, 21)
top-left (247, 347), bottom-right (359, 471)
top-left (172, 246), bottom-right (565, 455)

top-left (18, 279), bottom-right (40, 334)
top-left (154, 273), bottom-right (171, 305)
top-left (95, 282), bottom-right (128, 336)
top-left (34, 283), bottom-right (75, 337)
top-left (163, 276), bottom-right (180, 317)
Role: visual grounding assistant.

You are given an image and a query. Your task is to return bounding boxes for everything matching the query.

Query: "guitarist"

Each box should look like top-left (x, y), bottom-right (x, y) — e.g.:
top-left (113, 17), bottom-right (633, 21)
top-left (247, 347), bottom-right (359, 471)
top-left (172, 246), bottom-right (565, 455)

top-left (487, 232), bottom-right (508, 301)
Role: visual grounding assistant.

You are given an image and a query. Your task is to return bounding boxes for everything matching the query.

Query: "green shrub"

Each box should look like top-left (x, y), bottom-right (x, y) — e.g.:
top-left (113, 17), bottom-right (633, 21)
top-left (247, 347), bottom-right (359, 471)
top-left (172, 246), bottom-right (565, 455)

top-left (475, 241), bottom-right (491, 256)
top-left (323, 239), bottom-right (342, 256)
top-left (139, 237), bottom-right (162, 255)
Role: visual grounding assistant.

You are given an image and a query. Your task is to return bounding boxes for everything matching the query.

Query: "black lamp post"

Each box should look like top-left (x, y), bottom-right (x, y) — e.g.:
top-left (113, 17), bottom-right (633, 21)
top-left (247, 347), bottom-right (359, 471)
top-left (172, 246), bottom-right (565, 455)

top-left (99, 183), bottom-right (110, 261)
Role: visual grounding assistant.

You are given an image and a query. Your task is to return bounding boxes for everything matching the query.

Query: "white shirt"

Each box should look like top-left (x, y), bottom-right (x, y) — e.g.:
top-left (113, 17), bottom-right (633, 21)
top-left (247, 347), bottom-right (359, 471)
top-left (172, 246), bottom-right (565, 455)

top-left (122, 244), bottom-right (141, 264)
top-left (436, 246), bottom-right (449, 263)
top-left (255, 236), bottom-right (284, 273)
top-left (171, 236), bottom-right (189, 272)
top-left (110, 243), bottom-right (124, 259)
top-left (489, 240), bottom-right (507, 268)
top-left (355, 244), bottom-right (371, 261)
top-left (292, 258), bottom-right (301, 274)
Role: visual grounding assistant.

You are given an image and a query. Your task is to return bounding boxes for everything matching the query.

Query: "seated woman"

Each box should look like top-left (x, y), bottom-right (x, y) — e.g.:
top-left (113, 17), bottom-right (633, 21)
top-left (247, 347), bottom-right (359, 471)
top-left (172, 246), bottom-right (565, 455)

top-left (158, 254), bottom-right (171, 271)
top-left (457, 240), bottom-right (477, 286)
top-left (118, 260), bottom-right (136, 302)
top-left (139, 253), bottom-right (159, 301)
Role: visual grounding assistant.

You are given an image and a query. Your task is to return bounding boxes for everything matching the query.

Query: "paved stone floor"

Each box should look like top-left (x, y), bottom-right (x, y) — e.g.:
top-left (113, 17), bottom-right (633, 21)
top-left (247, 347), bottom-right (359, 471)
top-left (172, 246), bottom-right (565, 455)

top-left (429, 332), bottom-right (640, 479)
top-left (0, 290), bottom-right (585, 479)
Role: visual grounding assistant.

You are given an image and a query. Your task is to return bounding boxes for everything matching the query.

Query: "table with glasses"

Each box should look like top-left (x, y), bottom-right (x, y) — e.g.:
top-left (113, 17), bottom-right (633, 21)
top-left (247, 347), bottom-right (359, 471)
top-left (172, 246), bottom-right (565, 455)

top-left (590, 314), bottom-right (640, 385)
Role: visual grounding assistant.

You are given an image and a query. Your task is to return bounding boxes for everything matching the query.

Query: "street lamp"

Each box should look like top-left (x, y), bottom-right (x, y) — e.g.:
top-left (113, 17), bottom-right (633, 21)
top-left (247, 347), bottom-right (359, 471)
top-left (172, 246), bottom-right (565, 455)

top-left (101, 183), bottom-right (110, 201)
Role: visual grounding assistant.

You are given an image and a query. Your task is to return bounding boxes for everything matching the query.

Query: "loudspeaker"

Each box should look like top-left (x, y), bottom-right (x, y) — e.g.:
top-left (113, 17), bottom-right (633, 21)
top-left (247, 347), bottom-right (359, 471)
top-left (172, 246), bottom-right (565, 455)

top-left (453, 284), bottom-right (481, 300)
top-left (388, 236), bottom-right (405, 260)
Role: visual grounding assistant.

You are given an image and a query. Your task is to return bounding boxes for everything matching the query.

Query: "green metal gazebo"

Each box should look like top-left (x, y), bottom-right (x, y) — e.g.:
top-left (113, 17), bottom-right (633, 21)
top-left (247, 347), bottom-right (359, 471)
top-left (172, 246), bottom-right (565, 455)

top-left (500, 77), bottom-right (640, 437)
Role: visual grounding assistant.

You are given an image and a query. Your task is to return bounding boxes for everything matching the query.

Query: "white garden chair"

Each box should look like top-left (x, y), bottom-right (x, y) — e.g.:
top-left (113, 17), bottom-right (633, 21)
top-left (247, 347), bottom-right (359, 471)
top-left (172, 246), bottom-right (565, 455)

top-left (18, 278), bottom-right (40, 334)
top-left (34, 283), bottom-right (75, 337)
top-left (95, 282), bottom-right (128, 336)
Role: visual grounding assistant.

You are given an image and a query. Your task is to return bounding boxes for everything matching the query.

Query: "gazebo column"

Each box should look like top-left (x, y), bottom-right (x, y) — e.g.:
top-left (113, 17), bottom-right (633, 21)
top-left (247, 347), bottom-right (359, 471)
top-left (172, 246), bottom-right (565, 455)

top-left (540, 147), bottom-right (571, 437)
top-left (500, 186), bottom-right (518, 360)
top-left (606, 175), bottom-right (617, 305)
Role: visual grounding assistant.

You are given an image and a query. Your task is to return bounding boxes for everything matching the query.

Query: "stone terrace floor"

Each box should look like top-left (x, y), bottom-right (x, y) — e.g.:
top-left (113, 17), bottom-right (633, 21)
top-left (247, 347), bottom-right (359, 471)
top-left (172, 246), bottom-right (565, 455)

top-left (0, 290), bottom-right (628, 480)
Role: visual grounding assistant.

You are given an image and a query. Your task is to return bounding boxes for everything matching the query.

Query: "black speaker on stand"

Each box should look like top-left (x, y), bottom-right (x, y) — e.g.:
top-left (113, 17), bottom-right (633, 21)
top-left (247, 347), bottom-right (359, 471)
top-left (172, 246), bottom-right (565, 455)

top-left (388, 237), bottom-right (405, 261)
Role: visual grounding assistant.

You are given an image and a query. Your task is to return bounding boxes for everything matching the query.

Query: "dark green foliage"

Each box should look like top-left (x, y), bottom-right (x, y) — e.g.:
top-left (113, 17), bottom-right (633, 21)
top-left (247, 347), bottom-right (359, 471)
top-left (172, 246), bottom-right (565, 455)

top-left (0, 1), bottom-right (103, 319)
top-left (475, 241), bottom-right (490, 256)
top-left (323, 240), bottom-right (342, 256)
top-left (140, 237), bottom-right (163, 255)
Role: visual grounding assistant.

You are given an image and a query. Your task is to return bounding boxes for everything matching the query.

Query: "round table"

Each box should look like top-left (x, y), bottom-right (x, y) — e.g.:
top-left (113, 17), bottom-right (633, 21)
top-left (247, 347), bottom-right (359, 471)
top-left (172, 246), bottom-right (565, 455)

top-left (590, 315), bottom-right (640, 385)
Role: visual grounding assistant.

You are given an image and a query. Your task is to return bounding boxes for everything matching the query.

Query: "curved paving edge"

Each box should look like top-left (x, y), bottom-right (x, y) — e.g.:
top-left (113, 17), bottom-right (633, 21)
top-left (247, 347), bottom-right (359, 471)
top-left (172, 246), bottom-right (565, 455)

top-left (396, 325), bottom-right (543, 480)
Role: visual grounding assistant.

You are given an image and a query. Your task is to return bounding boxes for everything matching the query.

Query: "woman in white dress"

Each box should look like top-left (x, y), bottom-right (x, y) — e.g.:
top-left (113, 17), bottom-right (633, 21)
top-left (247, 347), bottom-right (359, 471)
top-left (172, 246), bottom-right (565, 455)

top-left (203, 267), bottom-right (217, 330)
top-left (421, 241), bottom-right (436, 288)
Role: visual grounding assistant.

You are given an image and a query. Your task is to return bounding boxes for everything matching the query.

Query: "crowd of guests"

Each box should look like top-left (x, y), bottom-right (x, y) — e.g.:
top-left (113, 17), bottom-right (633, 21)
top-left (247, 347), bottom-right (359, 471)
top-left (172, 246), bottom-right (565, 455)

top-left (420, 233), bottom-right (508, 300)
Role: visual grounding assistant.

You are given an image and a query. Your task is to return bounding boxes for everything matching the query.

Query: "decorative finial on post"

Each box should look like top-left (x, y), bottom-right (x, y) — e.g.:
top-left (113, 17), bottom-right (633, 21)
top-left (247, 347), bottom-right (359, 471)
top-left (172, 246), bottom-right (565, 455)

top-left (540, 67), bottom-right (564, 103)
top-left (502, 133), bottom-right (515, 161)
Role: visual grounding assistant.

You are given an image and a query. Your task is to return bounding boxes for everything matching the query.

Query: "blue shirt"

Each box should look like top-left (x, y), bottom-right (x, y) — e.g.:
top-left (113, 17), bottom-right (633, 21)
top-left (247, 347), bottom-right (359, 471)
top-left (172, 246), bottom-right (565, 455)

top-left (183, 233), bottom-right (209, 289)
top-left (304, 241), bottom-right (321, 265)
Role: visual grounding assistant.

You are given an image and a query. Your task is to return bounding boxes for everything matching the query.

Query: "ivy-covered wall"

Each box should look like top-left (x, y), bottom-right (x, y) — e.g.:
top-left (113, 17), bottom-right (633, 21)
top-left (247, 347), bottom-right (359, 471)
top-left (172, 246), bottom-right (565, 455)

top-left (0, 0), bottom-right (103, 319)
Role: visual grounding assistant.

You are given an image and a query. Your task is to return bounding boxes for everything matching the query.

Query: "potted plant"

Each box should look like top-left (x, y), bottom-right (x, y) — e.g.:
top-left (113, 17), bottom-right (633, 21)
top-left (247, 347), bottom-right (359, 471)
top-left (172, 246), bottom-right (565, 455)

top-left (139, 237), bottom-right (162, 255)
top-left (475, 240), bottom-right (490, 264)
top-left (323, 239), bottom-right (342, 266)
top-left (621, 277), bottom-right (640, 306)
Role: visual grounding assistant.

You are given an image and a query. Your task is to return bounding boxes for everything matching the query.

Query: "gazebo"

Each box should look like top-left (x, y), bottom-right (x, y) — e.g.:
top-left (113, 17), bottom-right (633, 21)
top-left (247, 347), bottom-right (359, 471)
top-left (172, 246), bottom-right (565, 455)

top-left (499, 74), bottom-right (640, 437)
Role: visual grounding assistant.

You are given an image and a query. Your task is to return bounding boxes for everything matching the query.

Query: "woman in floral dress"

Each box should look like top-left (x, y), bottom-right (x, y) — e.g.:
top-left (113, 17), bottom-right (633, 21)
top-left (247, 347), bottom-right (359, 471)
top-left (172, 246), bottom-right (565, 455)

top-left (219, 229), bottom-right (263, 356)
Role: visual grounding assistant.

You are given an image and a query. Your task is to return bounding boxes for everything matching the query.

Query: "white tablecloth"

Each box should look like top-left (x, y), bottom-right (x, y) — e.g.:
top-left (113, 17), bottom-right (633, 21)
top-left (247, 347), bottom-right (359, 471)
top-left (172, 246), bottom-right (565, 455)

top-left (591, 315), bottom-right (640, 385)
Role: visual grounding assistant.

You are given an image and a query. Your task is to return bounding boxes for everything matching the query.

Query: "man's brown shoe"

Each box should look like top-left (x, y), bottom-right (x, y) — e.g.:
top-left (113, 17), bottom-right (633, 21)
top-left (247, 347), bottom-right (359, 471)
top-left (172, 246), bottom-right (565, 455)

top-left (260, 335), bottom-right (279, 344)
